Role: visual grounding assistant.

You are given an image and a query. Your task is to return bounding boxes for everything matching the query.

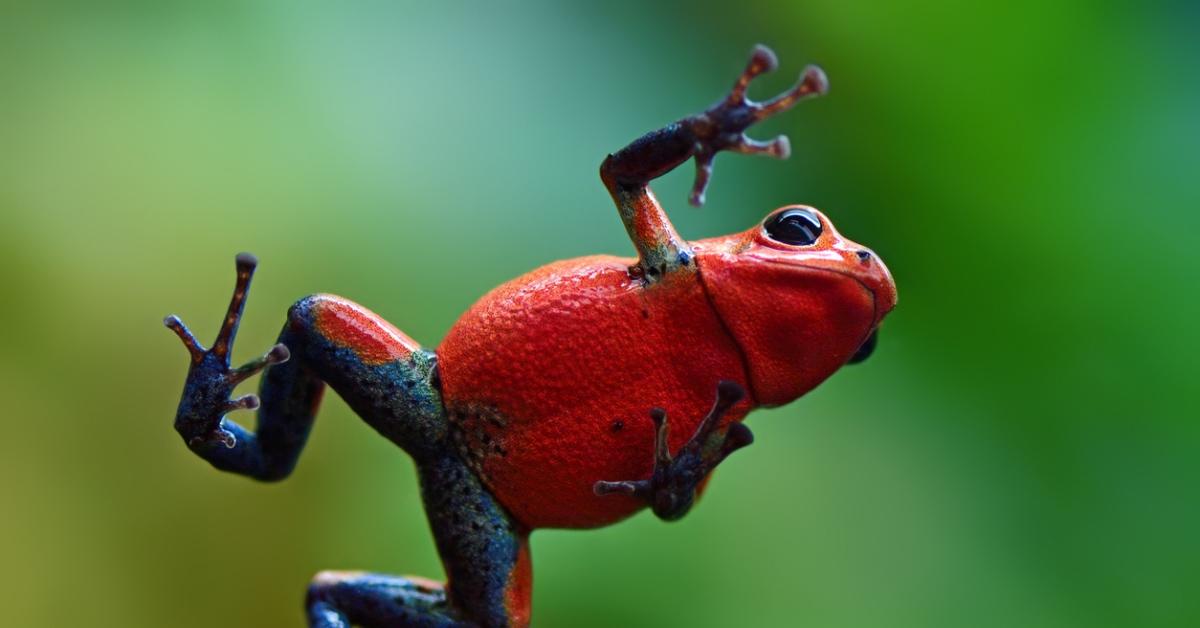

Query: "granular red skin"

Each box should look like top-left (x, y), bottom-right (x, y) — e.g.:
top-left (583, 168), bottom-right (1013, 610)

top-left (435, 210), bottom-right (895, 531)
top-left (437, 255), bottom-right (751, 530)
top-left (299, 207), bottom-right (892, 534)
top-left (698, 240), bottom-right (877, 407)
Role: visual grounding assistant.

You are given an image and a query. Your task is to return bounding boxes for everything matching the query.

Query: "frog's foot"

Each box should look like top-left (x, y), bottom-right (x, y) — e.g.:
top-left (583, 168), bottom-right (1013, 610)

top-left (165, 253), bottom-right (289, 449)
top-left (594, 380), bottom-right (753, 521)
top-left (687, 44), bottom-right (828, 206)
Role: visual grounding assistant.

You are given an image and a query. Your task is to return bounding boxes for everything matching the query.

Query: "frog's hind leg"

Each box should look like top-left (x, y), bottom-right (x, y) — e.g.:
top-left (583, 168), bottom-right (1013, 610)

top-left (307, 571), bottom-right (464, 627)
top-left (293, 297), bottom-right (533, 626)
top-left (168, 258), bottom-right (530, 626)
top-left (284, 294), bottom-right (449, 460)
top-left (167, 257), bottom-right (450, 478)
top-left (305, 453), bottom-right (532, 628)
top-left (417, 453), bottom-right (532, 627)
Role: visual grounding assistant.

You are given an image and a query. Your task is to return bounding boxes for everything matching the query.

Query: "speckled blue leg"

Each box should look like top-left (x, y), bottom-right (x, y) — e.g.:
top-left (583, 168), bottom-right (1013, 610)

top-left (417, 453), bottom-right (531, 628)
top-left (165, 255), bottom-right (447, 479)
top-left (166, 255), bottom-right (531, 627)
top-left (165, 254), bottom-right (321, 479)
top-left (306, 571), bottom-right (463, 627)
top-left (301, 455), bottom-right (532, 628)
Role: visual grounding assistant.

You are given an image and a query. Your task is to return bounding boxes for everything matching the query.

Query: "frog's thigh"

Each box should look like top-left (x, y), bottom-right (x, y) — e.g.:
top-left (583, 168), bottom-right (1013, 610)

top-left (289, 294), bottom-right (421, 366)
top-left (285, 294), bottom-right (444, 457)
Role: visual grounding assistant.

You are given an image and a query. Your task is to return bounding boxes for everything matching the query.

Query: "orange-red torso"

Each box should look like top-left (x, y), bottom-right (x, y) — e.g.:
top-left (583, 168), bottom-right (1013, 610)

top-left (436, 255), bottom-right (751, 530)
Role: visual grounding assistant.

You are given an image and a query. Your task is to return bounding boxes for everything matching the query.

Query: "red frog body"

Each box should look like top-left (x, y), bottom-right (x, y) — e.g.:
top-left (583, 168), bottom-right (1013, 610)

top-left (438, 215), bottom-right (894, 529)
top-left (165, 46), bottom-right (896, 627)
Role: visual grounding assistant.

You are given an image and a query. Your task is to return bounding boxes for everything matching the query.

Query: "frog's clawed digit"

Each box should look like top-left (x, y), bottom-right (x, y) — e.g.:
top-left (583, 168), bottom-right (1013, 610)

top-left (687, 44), bottom-right (829, 206)
top-left (165, 253), bottom-right (289, 449)
top-left (594, 380), bottom-right (754, 521)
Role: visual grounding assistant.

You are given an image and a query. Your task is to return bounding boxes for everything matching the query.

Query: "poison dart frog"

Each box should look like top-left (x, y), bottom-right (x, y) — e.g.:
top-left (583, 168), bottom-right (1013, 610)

top-left (165, 45), bottom-right (897, 628)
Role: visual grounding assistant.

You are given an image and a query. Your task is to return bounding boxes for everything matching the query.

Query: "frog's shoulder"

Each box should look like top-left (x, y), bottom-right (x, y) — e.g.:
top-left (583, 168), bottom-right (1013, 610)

top-left (508, 254), bottom-right (635, 286)
top-left (468, 254), bottom-right (640, 308)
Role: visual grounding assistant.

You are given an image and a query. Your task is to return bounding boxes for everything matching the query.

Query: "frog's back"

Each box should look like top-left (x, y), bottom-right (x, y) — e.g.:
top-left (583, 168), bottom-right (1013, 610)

top-left (436, 255), bottom-right (750, 530)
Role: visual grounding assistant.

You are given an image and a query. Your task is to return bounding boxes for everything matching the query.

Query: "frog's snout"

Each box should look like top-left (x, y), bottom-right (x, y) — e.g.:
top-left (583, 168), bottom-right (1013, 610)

top-left (847, 247), bottom-right (897, 325)
top-left (843, 248), bottom-right (893, 366)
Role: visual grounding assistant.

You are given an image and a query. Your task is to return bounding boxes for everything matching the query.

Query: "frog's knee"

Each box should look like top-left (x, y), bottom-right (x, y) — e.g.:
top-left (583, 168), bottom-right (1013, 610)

top-left (309, 569), bottom-right (366, 590)
top-left (289, 294), bottom-right (421, 365)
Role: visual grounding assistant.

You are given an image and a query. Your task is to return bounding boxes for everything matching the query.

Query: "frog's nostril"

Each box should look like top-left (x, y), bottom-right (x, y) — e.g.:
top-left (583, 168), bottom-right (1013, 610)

top-left (855, 250), bottom-right (872, 264)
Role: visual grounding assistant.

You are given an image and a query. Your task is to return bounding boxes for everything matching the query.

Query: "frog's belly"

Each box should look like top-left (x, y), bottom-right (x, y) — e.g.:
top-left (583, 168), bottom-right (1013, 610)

top-left (436, 256), bottom-right (751, 529)
top-left (445, 389), bottom-right (749, 530)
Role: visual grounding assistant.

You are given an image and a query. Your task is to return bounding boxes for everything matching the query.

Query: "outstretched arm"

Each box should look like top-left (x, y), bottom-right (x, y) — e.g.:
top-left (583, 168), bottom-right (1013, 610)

top-left (600, 44), bottom-right (828, 281)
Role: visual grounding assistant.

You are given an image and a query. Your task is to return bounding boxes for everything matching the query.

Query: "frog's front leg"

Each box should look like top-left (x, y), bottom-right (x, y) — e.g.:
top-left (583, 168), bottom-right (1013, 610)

top-left (594, 381), bottom-right (754, 521)
top-left (600, 44), bottom-right (828, 280)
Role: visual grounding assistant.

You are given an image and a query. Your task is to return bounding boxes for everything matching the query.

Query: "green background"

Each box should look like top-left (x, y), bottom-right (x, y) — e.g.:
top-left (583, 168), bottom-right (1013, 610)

top-left (2, 2), bottom-right (1196, 626)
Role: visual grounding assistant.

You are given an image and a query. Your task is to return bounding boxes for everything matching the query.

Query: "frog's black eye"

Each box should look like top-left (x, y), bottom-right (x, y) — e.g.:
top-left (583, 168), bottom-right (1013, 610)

top-left (764, 209), bottom-right (822, 246)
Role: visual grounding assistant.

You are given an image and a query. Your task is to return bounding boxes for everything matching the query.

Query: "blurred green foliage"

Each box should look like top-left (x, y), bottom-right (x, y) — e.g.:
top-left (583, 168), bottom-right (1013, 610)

top-left (1, 1), bottom-right (1196, 626)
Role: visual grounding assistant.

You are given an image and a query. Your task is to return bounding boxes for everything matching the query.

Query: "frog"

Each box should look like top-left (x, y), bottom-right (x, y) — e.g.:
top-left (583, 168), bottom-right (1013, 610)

top-left (164, 45), bottom-right (897, 628)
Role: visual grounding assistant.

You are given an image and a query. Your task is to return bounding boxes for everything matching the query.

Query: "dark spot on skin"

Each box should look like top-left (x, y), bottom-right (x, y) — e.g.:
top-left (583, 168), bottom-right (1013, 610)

top-left (641, 309), bottom-right (649, 319)
top-left (611, 420), bottom-right (624, 433)
top-left (677, 251), bottom-right (693, 266)
top-left (856, 250), bottom-right (872, 263)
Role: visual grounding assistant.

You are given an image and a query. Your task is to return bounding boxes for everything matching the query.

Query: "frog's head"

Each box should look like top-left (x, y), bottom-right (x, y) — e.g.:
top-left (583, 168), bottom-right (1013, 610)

top-left (694, 205), bottom-right (897, 407)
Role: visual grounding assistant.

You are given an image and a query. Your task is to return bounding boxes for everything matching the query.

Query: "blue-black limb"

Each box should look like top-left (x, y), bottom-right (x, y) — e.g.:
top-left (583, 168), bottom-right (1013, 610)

top-left (594, 380), bottom-right (754, 521)
top-left (165, 256), bottom-right (449, 480)
top-left (165, 253), bottom-right (302, 473)
top-left (599, 45), bottom-right (827, 279)
top-left (168, 255), bottom-right (530, 626)
top-left (306, 572), bottom-right (463, 628)
top-left (418, 453), bottom-right (531, 627)
top-left (305, 454), bottom-right (529, 628)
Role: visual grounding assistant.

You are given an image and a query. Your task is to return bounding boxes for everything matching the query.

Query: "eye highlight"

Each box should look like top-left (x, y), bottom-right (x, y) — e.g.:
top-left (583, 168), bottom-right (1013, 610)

top-left (764, 208), bottom-right (822, 246)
